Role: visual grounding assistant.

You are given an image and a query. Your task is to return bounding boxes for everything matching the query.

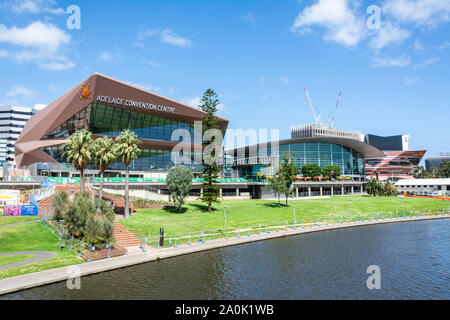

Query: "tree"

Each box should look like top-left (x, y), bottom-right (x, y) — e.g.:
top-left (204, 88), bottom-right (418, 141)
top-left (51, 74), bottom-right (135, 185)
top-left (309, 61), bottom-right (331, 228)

top-left (166, 166), bottom-right (194, 212)
top-left (278, 152), bottom-right (298, 206)
top-left (366, 178), bottom-right (382, 196)
top-left (323, 165), bottom-right (341, 180)
top-left (413, 166), bottom-right (432, 179)
top-left (52, 192), bottom-right (69, 221)
top-left (199, 89), bottom-right (222, 212)
top-left (439, 160), bottom-right (450, 178)
top-left (268, 175), bottom-right (284, 207)
top-left (93, 136), bottom-right (117, 199)
top-left (428, 166), bottom-right (439, 178)
top-left (61, 191), bottom-right (115, 244)
top-left (63, 129), bottom-right (94, 192)
top-left (301, 163), bottom-right (322, 178)
top-left (115, 129), bottom-right (141, 218)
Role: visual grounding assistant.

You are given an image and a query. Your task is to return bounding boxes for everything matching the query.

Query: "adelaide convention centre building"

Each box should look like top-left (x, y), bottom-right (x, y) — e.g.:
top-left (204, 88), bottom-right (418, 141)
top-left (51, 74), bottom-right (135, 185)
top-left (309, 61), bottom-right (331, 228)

top-left (14, 73), bottom-right (425, 199)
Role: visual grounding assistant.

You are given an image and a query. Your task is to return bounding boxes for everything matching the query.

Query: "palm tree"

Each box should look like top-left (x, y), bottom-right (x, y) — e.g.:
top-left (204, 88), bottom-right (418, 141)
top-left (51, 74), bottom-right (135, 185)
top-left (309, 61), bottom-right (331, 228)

top-left (63, 129), bottom-right (94, 192)
top-left (115, 129), bottom-right (141, 218)
top-left (93, 136), bottom-right (117, 199)
top-left (366, 178), bottom-right (381, 196)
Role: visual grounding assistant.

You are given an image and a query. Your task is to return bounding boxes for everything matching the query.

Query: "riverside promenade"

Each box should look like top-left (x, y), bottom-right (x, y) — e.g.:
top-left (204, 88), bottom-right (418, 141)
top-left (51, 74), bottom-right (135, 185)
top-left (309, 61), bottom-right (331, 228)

top-left (1, 214), bottom-right (449, 296)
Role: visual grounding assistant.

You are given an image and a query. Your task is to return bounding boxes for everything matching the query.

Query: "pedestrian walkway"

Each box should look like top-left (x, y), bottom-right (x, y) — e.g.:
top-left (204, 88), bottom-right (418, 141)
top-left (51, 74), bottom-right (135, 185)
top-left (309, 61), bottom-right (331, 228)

top-left (0, 251), bottom-right (56, 271)
top-left (0, 221), bottom-right (39, 229)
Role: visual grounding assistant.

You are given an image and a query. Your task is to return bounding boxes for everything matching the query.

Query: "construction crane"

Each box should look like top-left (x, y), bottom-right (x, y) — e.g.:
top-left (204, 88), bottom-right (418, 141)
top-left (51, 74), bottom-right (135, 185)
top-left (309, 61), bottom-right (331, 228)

top-left (303, 87), bottom-right (321, 124)
top-left (328, 91), bottom-right (342, 128)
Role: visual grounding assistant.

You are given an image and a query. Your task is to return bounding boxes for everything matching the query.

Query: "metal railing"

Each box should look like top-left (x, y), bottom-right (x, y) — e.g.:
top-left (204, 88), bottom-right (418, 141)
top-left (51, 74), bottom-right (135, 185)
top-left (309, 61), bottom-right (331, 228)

top-left (138, 207), bottom-right (450, 252)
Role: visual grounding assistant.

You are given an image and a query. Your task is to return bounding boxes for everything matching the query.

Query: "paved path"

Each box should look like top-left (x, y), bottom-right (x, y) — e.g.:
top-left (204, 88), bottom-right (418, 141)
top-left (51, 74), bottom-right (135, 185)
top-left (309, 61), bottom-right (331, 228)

top-left (0, 221), bottom-right (39, 229)
top-left (0, 251), bottom-right (57, 271)
top-left (0, 214), bottom-right (449, 296)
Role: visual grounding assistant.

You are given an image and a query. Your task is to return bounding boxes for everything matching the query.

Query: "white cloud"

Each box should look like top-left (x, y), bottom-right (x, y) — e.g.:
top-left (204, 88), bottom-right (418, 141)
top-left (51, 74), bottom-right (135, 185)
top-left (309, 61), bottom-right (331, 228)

top-left (438, 41), bottom-right (450, 50)
top-left (160, 29), bottom-right (192, 47)
top-left (241, 12), bottom-right (257, 24)
top-left (138, 28), bottom-right (193, 47)
top-left (6, 86), bottom-right (36, 99)
top-left (168, 87), bottom-right (175, 95)
top-left (403, 76), bottom-right (419, 85)
top-left (369, 22), bottom-right (411, 50)
top-left (382, 0), bottom-right (450, 27)
top-left (292, 0), bottom-right (366, 47)
top-left (133, 83), bottom-right (161, 93)
top-left (259, 76), bottom-right (266, 83)
top-left (0, 21), bottom-right (74, 70)
top-left (181, 97), bottom-right (201, 108)
top-left (414, 39), bottom-right (424, 51)
top-left (98, 51), bottom-right (121, 64)
top-left (34, 104), bottom-right (47, 110)
top-left (141, 59), bottom-right (160, 67)
top-left (371, 55), bottom-right (411, 67)
top-left (38, 58), bottom-right (74, 71)
top-left (0, 21), bottom-right (70, 52)
top-left (0, 49), bottom-right (9, 57)
top-left (278, 76), bottom-right (290, 84)
top-left (10, 0), bottom-right (64, 14)
top-left (412, 57), bottom-right (439, 69)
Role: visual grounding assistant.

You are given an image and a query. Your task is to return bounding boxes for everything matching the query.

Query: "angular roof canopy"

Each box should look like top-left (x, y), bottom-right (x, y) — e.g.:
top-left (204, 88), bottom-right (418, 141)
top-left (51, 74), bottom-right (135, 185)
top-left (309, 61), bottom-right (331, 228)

top-left (15, 73), bottom-right (229, 167)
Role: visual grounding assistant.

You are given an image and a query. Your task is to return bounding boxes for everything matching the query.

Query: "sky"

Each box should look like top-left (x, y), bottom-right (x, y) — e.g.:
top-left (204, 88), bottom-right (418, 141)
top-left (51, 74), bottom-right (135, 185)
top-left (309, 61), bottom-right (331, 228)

top-left (0, 0), bottom-right (449, 160)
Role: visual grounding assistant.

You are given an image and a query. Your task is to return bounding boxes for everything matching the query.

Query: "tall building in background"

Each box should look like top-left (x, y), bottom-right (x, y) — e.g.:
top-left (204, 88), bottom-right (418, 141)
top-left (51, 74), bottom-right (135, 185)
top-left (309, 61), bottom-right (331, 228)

top-left (0, 106), bottom-right (34, 164)
top-left (291, 122), bottom-right (363, 141)
top-left (364, 133), bottom-right (424, 181)
top-left (425, 153), bottom-right (450, 171)
top-left (364, 134), bottom-right (410, 151)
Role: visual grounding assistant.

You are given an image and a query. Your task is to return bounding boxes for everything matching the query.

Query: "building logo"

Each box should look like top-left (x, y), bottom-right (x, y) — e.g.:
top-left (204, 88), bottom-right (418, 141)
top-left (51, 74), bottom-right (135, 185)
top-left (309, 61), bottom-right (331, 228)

top-left (79, 82), bottom-right (92, 101)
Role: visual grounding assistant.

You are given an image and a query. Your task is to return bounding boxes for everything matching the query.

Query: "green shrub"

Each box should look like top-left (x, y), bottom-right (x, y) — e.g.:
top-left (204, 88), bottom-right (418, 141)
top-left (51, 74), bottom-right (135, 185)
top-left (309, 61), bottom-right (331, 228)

top-left (61, 191), bottom-right (115, 244)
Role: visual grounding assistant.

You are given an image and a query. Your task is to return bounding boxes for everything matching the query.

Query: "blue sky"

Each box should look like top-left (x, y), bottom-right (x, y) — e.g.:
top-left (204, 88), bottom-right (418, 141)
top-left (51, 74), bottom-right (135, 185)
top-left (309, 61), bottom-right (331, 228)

top-left (0, 0), bottom-right (449, 159)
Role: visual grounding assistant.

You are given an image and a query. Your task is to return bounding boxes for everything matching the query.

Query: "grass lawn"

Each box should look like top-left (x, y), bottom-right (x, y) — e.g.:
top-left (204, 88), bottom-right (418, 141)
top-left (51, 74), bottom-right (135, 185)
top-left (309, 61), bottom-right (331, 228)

top-left (0, 222), bottom-right (83, 279)
top-left (0, 216), bottom-right (39, 227)
top-left (0, 254), bottom-right (35, 267)
top-left (121, 195), bottom-right (449, 236)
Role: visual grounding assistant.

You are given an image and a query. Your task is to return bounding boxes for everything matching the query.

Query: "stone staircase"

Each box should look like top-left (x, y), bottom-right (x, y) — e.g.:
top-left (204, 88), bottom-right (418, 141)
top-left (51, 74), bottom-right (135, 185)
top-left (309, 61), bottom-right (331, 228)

top-left (113, 222), bottom-right (141, 247)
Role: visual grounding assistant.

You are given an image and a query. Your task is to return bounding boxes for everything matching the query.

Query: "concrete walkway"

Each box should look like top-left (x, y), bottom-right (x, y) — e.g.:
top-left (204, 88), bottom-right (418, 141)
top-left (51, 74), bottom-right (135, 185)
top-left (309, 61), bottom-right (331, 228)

top-left (0, 251), bottom-right (57, 271)
top-left (0, 214), bottom-right (449, 296)
top-left (0, 221), bottom-right (39, 229)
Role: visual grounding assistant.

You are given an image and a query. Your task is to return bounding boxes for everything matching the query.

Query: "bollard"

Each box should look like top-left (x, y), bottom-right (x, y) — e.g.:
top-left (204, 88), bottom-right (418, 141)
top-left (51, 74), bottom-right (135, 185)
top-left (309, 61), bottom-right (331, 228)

top-left (107, 241), bottom-right (111, 258)
top-left (125, 234), bottom-right (129, 255)
top-left (188, 232), bottom-right (191, 245)
top-left (174, 234), bottom-right (177, 248)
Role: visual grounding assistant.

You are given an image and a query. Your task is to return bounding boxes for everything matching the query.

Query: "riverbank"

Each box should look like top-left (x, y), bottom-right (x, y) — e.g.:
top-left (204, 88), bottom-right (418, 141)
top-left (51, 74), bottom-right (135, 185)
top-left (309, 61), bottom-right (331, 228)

top-left (1, 213), bottom-right (449, 296)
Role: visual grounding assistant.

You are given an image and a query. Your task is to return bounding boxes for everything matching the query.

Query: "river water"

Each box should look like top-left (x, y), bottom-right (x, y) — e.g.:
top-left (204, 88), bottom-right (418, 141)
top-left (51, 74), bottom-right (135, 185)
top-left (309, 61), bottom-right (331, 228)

top-left (2, 219), bottom-right (449, 299)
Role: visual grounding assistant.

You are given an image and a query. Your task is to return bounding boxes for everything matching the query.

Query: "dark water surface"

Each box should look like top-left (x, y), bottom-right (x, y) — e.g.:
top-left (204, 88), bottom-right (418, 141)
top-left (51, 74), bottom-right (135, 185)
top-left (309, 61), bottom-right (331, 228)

top-left (2, 219), bottom-right (449, 299)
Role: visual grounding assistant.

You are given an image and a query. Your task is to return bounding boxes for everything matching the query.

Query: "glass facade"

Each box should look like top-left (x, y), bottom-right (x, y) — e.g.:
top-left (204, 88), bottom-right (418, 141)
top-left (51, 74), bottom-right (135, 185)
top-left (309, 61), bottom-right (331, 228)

top-left (233, 142), bottom-right (365, 177)
top-left (44, 103), bottom-right (200, 142)
top-left (41, 103), bottom-right (204, 172)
